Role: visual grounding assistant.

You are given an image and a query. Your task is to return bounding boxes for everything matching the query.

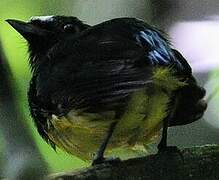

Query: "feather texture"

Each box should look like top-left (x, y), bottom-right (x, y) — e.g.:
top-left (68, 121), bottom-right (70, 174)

top-left (22, 17), bottom-right (206, 160)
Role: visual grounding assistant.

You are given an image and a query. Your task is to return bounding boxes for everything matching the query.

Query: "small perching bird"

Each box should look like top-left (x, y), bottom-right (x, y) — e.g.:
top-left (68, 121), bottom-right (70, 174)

top-left (7, 16), bottom-right (207, 165)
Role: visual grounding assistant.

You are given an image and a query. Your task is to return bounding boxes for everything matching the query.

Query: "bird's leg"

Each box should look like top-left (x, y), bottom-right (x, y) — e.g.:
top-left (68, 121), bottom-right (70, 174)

top-left (157, 98), bottom-right (184, 161)
top-left (157, 117), bottom-right (179, 152)
top-left (157, 117), bottom-right (169, 152)
top-left (92, 121), bottom-right (118, 165)
top-left (157, 97), bottom-right (179, 153)
top-left (157, 117), bottom-right (184, 163)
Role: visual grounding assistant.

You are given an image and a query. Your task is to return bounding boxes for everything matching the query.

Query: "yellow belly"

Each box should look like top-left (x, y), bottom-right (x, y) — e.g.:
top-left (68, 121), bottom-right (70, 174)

top-left (47, 88), bottom-right (168, 161)
top-left (46, 68), bottom-right (186, 161)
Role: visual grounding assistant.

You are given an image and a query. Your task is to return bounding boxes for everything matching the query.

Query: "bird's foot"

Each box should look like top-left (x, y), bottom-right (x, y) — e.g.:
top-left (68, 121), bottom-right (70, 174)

top-left (158, 145), bottom-right (184, 162)
top-left (92, 156), bottom-right (121, 166)
top-left (158, 145), bottom-right (180, 153)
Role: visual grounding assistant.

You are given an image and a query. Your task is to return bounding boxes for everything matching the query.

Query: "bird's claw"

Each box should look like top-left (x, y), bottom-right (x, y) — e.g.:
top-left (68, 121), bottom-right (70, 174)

top-left (92, 157), bottom-right (121, 166)
top-left (158, 146), bottom-right (184, 162)
top-left (158, 145), bottom-right (180, 153)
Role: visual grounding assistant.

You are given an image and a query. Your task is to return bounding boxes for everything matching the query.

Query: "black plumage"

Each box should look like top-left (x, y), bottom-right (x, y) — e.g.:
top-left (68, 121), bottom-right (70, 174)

top-left (7, 16), bottom-right (207, 163)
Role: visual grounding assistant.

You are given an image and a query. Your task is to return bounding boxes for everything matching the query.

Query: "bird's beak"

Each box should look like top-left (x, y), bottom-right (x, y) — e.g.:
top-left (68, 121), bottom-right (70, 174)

top-left (6, 19), bottom-right (50, 40)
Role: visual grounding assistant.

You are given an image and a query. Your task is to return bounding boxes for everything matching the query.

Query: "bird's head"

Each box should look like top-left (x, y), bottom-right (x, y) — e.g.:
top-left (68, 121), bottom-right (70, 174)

top-left (6, 15), bottom-right (89, 61)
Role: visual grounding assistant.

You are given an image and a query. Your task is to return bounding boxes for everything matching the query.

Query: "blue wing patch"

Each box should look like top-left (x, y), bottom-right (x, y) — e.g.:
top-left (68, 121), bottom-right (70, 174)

top-left (135, 29), bottom-right (183, 69)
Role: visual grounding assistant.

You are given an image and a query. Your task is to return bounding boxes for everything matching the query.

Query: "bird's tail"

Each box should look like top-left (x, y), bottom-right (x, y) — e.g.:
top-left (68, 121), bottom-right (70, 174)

top-left (169, 76), bottom-right (207, 126)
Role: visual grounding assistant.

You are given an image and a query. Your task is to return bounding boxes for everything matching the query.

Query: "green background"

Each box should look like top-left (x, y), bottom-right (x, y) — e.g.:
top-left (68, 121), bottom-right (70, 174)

top-left (0, 0), bottom-right (88, 173)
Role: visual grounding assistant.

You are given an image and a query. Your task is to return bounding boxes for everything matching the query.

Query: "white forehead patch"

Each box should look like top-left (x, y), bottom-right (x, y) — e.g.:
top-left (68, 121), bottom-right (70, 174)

top-left (30, 15), bottom-right (54, 22)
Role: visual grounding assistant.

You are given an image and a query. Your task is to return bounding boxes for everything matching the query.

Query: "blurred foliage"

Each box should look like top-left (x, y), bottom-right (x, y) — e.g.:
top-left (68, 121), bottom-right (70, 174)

top-left (0, 0), bottom-right (87, 173)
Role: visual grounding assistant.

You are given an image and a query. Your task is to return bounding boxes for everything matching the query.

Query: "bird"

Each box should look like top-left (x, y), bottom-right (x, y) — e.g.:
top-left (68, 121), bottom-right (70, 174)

top-left (6, 16), bottom-right (207, 165)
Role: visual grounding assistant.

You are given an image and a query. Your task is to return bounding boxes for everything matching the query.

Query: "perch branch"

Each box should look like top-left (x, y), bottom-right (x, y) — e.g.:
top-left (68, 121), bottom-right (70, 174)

top-left (49, 144), bottom-right (219, 180)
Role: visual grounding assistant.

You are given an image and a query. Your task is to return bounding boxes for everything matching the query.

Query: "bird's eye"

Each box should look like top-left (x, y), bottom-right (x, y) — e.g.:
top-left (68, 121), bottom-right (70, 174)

top-left (63, 24), bottom-right (80, 33)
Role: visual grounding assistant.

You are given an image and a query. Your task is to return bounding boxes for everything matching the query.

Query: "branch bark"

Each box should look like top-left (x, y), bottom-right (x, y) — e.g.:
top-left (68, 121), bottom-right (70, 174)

top-left (49, 144), bottom-right (219, 180)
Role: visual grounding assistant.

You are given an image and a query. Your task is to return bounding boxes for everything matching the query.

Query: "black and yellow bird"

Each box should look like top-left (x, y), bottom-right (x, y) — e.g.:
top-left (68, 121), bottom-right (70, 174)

top-left (7, 16), bottom-right (207, 164)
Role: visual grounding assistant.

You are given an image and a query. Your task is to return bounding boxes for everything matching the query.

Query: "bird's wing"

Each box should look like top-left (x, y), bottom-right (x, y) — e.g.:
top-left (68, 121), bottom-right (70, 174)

top-left (44, 26), bottom-right (189, 115)
top-left (47, 36), bottom-right (153, 115)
